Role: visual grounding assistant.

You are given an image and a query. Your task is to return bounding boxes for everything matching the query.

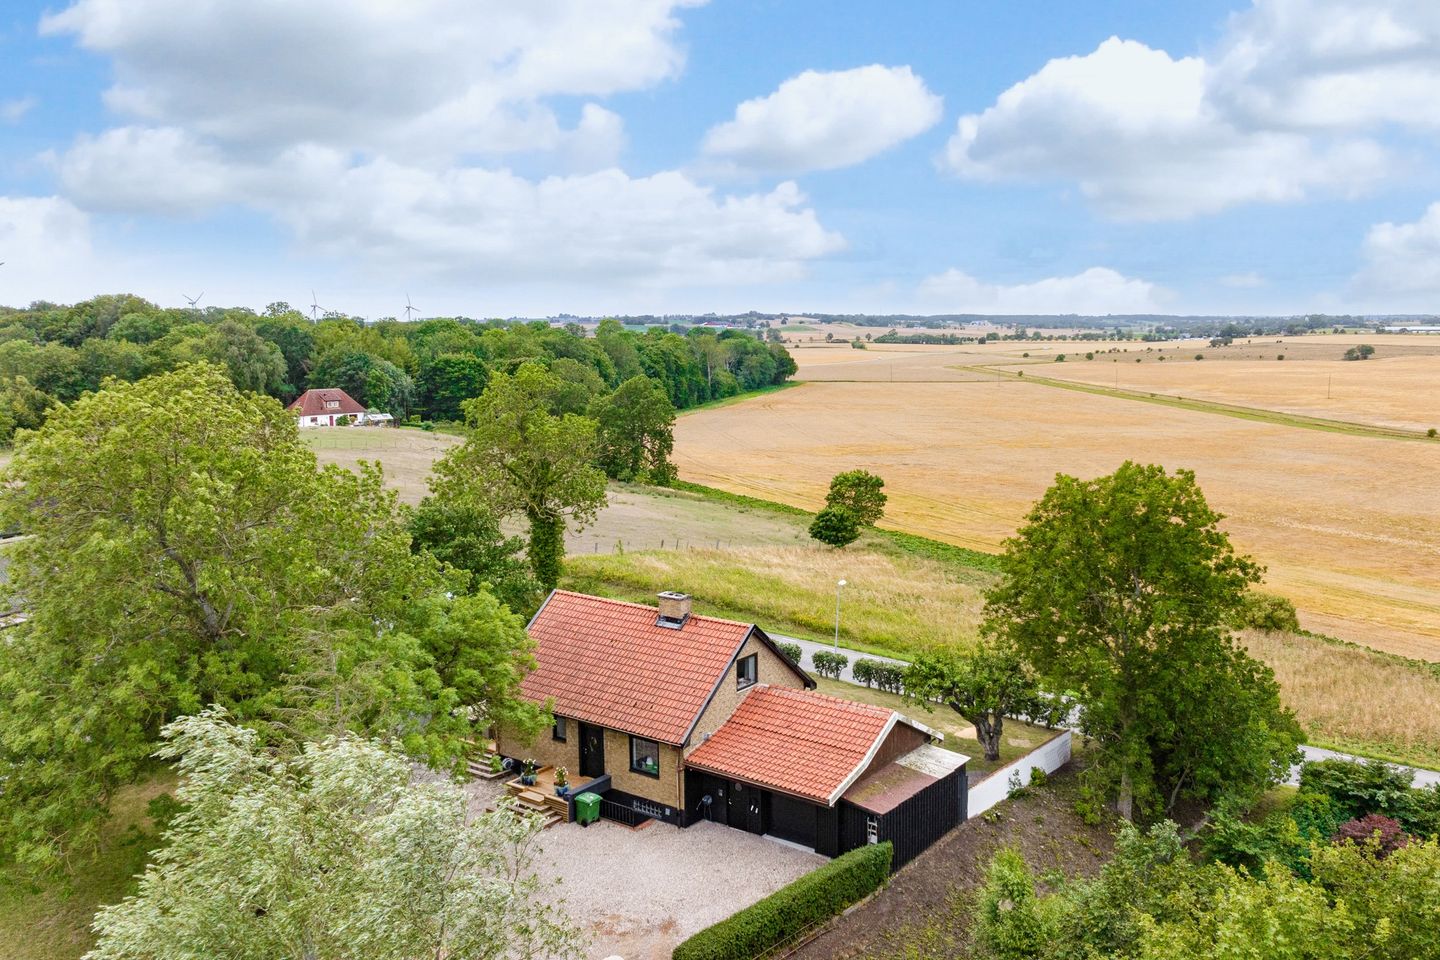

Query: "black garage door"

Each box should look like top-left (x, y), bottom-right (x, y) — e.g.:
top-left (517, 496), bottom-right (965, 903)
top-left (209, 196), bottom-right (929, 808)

top-left (768, 792), bottom-right (818, 848)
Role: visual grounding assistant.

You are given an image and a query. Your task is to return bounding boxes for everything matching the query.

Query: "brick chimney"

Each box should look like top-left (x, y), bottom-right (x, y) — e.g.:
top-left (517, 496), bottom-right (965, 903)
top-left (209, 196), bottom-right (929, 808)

top-left (656, 591), bottom-right (692, 629)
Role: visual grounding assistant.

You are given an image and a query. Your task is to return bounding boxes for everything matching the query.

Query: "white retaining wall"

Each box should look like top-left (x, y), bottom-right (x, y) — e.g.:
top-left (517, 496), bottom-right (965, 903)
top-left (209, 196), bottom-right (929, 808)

top-left (967, 730), bottom-right (1073, 818)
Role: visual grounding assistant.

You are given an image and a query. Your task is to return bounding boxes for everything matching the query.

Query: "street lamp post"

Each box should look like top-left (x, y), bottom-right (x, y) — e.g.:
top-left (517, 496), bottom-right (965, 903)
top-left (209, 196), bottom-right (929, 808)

top-left (833, 579), bottom-right (846, 650)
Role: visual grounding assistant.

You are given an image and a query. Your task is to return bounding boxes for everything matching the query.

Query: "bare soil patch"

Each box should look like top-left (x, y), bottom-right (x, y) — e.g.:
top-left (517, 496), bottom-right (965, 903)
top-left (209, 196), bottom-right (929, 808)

top-left (791, 762), bottom-right (1116, 960)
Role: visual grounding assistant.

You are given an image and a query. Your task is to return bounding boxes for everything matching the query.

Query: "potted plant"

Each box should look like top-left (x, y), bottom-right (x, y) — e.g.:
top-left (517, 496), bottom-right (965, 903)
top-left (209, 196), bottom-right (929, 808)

top-left (554, 766), bottom-right (569, 797)
top-left (520, 759), bottom-right (537, 786)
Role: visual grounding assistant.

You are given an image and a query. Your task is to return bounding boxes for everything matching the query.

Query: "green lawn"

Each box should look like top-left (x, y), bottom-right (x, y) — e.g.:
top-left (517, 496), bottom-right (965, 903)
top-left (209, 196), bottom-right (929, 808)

top-left (812, 677), bottom-right (1063, 782)
top-left (0, 775), bottom-right (173, 960)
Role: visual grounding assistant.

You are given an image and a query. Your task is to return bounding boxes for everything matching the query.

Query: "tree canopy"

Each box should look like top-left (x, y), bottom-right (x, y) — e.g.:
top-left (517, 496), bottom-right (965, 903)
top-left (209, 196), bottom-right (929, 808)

top-left (824, 469), bottom-right (887, 527)
top-left (85, 710), bottom-right (578, 960)
top-left (591, 374), bottom-right (677, 484)
top-left (983, 462), bottom-right (1302, 821)
top-left (905, 641), bottom-right (1048, 762)
top-left (0, 364), bottom-right (539, 874)
top-left (430, 362), bottom-right (609, 590)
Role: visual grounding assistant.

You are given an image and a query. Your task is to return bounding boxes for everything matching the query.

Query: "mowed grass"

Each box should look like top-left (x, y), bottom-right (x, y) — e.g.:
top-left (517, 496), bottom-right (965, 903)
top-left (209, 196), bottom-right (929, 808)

top-left (810, 677), bottom-right (1060, 781)
top-left (563, 545), bottom-right (991, 658)
top-left (0, 775), bottom-right (173, 960)
top-left (563, 544), bottom-right (1440, 771)
top-left (674, 356), bottom-right (1440, 663)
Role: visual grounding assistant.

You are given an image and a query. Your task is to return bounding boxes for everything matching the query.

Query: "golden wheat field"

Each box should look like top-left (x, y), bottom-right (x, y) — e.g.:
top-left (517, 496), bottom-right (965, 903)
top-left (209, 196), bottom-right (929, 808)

top-left (674, 343), bottom-right (1440, 662)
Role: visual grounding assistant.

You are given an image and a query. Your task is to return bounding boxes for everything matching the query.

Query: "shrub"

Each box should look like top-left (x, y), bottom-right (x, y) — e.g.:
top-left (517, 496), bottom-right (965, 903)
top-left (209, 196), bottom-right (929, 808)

top-left (1055, 354), bottom-right (1066, 362)
top-left (1297, 758), bottom-right (1440, 835)
top-left (852, 657), bottom-right (877, 687)
top-left (870, 662), bottom-right (906, 694)
top-left (672, 843), bottom-right (892, 960)
top-left (1429, 427), bottom-right (1437, 438)
top-left (1334, 813), bottom-right (1409, 857)
top-left (974, 849), bottom-right (1056, 960)
top-left (811, 650), bottom-right (849, 680)
top-left (1277, 354), bottom-right (1285, 360)
top-left (1232, 591), bottom-right (1301, 632)
top-left (1343, 344), bottom-right (1375, 361)
top-left (809, 505), bottom-right (860, 548)
top-left (1194, 353), bottom-right (1204, 360)
top-left (776, 640), bottom-right (803, 665)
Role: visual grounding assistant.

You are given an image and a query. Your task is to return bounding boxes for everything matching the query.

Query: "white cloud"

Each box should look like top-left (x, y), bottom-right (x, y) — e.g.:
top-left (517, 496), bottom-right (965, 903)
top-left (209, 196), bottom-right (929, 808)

top-left (1220, 272), bottom-right (1267, 288)
top-left (917, 266), bottom-right (1166, 314)
top-left (40, 0), bottom-right (698, 161)
top-left (1209, 0), bottom-right (1440, 131)
top-left (1, 97), bottom-right (37, 124)
top-left (0, 196), bottom-right (103, 303)
top-left (1353, 202), bottom-right (1440, 298)
top-left (702, 65), bottom-right (943, 173)
top-left (942, 37), bottom-right (1387, 220)
top-left (40, 0), bottom-right (846, 290)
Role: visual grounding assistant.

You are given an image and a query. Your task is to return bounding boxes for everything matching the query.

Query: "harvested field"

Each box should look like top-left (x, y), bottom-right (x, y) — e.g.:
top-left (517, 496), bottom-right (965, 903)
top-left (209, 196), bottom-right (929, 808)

top-left (305, 428), bottom-right (461, 504)
top-left (673, 356), bottom-right (1440, 662)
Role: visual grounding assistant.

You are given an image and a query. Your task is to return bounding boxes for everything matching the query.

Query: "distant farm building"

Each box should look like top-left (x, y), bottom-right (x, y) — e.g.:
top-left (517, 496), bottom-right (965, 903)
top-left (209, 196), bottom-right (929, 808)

top-left (287, 388), bottom-right (366, 427)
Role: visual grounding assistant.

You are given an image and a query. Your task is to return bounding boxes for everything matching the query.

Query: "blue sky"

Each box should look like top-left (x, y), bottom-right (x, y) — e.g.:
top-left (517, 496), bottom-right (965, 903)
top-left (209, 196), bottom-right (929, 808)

top-left (1, 0), bottom-right (1438, 317)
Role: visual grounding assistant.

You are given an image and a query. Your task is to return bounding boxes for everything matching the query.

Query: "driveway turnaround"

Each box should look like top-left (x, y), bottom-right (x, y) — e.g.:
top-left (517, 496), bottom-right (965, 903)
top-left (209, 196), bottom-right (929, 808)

top-left (466, 779), bottom-right (824, 960)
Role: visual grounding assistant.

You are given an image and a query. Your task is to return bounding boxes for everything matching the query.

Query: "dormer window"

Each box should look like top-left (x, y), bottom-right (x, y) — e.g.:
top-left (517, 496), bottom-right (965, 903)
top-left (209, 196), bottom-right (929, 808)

top-left (325, 400), bottom-right (339, 410)
top-left (736, 653), bottom-right (757, 690)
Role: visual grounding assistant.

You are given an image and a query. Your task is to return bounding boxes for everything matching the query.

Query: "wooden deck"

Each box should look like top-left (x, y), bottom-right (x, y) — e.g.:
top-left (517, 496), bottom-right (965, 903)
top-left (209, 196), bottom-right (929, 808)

top-left (503, 766), bottom-right (572, 827)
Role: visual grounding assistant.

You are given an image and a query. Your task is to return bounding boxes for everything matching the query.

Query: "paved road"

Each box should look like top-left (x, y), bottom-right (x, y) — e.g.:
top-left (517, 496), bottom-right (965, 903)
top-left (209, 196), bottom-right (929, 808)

top-left (776, 634), bottom-right (1440, 788)
top-left (776, 633), bottom-right (906, 686)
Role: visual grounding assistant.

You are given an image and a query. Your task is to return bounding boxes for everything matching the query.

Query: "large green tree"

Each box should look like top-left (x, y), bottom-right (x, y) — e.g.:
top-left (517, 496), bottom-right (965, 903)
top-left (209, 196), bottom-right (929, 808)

top-left (983, 462), bottom-right (1301, 821)
top-left (0, 364), bottom-right (531, 873)
top-left (430, 362), bottom-right (607, 590)
top-left (591, 374), bottom-right (677, 483)
top-left (408, 496), bottom-right (542, 615)
top-left (86, 710), bottom-right (578, 960)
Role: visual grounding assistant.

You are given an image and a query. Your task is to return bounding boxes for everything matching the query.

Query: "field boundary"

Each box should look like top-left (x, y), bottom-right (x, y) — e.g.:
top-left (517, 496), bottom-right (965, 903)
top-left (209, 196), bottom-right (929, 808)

top-left (954, 364), bottom-right (1435, 442)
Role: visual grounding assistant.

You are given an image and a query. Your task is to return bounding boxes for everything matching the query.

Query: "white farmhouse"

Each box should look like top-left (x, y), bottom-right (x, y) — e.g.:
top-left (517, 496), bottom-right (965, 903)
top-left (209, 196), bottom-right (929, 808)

top-left (287, 388), bottom-right (367, 428)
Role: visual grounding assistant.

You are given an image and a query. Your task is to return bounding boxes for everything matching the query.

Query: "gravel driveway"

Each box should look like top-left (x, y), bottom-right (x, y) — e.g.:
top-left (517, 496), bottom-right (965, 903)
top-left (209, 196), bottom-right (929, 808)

top-left (465, 779), bottom-right (824, 960)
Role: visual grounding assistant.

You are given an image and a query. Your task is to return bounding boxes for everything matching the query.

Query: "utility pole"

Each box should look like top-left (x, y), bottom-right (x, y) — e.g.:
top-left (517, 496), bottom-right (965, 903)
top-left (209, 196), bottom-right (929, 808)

top-left (833, 579), bottom-right (847, 651)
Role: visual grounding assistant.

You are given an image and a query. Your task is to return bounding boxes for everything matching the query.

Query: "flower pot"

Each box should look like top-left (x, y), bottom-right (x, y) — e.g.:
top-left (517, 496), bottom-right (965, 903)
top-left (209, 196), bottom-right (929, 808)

top-left (521, 775), bottom-right (536, 786)
top-left (555, 786), bottom-right (567, 797)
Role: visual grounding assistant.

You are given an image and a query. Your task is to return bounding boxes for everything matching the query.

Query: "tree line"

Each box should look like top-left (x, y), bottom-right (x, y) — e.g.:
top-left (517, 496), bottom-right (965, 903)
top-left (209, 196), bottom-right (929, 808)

top-left (0, 295), bottom-right (797, 442)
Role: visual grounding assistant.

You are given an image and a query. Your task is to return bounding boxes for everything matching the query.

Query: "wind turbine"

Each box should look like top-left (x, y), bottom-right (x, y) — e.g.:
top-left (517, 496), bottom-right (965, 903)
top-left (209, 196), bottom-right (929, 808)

top-left (403, 293), bottom-right (418, 322)
top-left (310, 290), bottom-right (323, 322)
top-left (183, 291), bottom-right (204, 309)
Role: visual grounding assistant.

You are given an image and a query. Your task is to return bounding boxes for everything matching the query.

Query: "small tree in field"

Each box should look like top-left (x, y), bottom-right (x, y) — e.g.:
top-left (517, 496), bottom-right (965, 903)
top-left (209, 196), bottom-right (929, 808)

top-left (85, 710), bottom-right (579, 960)
top-left (809, 505), bottom-right (860, 548)
top-left (905, 641), bottom-right (1044, 762)
top-left (823, 470), bottom-right (887, 527)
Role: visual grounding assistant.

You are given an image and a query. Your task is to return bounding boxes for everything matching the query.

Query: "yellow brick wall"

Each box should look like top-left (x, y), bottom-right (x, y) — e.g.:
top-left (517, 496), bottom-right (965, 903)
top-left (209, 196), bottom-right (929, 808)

top-left (606, 728), bottom-right (684, 810)
top-left (685, 633), bottom-right (807, 755)
top-left (496, 717), bottom-right (579, 774)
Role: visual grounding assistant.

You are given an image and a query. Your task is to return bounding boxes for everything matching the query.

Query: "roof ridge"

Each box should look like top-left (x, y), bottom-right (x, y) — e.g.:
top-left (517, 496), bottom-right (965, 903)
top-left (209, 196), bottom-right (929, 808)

top-left (548, 589), bottom-right (755, 629)
top-left (759, 683), bottom-right (896, 719)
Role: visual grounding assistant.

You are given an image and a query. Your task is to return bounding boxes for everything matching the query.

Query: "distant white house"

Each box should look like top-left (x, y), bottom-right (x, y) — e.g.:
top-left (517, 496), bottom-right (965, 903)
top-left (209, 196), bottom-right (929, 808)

top-left (287, 388), bottom-right (367, 428)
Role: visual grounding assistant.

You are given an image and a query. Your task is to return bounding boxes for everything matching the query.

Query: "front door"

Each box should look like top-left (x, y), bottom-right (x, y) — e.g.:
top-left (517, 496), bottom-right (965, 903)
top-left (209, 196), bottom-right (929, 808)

top-left (579, 723), bottom-right (606, 779)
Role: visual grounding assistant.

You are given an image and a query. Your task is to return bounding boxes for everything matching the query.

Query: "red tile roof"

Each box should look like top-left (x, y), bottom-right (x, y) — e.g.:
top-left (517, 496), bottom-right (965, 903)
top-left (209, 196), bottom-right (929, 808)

top-left (521, 591), bottom-right (759, 745)
top-left (287, 388), bottom-right (366, 417)
top-left (685, 685), bottom-right (907, 805)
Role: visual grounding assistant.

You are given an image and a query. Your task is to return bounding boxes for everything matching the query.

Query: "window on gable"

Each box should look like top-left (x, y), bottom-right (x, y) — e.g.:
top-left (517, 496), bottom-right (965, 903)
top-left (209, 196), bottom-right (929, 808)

top-left (630, 736), bottom-right (660, 778)
top-left (736, 653), bottom-right (757, 690)
top-left (552, 716), bottom-right (567, 742)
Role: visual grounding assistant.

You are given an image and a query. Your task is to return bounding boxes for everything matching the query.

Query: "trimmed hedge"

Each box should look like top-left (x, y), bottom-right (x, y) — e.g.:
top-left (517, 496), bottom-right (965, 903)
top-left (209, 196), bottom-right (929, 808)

top-left (672, 842), bottom-right (893, 960)
top-left (853, 658), bottom-right (906, 694)
top-left (810, 650), bottom-right (849, 680)
top-left (776, 641), bottom-right (803, 666)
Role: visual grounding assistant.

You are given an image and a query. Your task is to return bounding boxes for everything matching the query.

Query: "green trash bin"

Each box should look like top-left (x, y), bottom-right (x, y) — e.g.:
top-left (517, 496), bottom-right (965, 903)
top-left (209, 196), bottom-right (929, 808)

top-left (575, 792), bottom-right (601, 827)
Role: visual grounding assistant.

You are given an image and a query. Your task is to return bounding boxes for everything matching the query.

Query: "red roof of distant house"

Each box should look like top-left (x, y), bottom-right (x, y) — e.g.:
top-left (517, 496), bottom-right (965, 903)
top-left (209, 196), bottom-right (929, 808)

top-left (523, 591), bottom-right (805, 745)
top-left (685, 685), bottom-right (917, 805)
top-left (287, 388), bottom-right (366, 417)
